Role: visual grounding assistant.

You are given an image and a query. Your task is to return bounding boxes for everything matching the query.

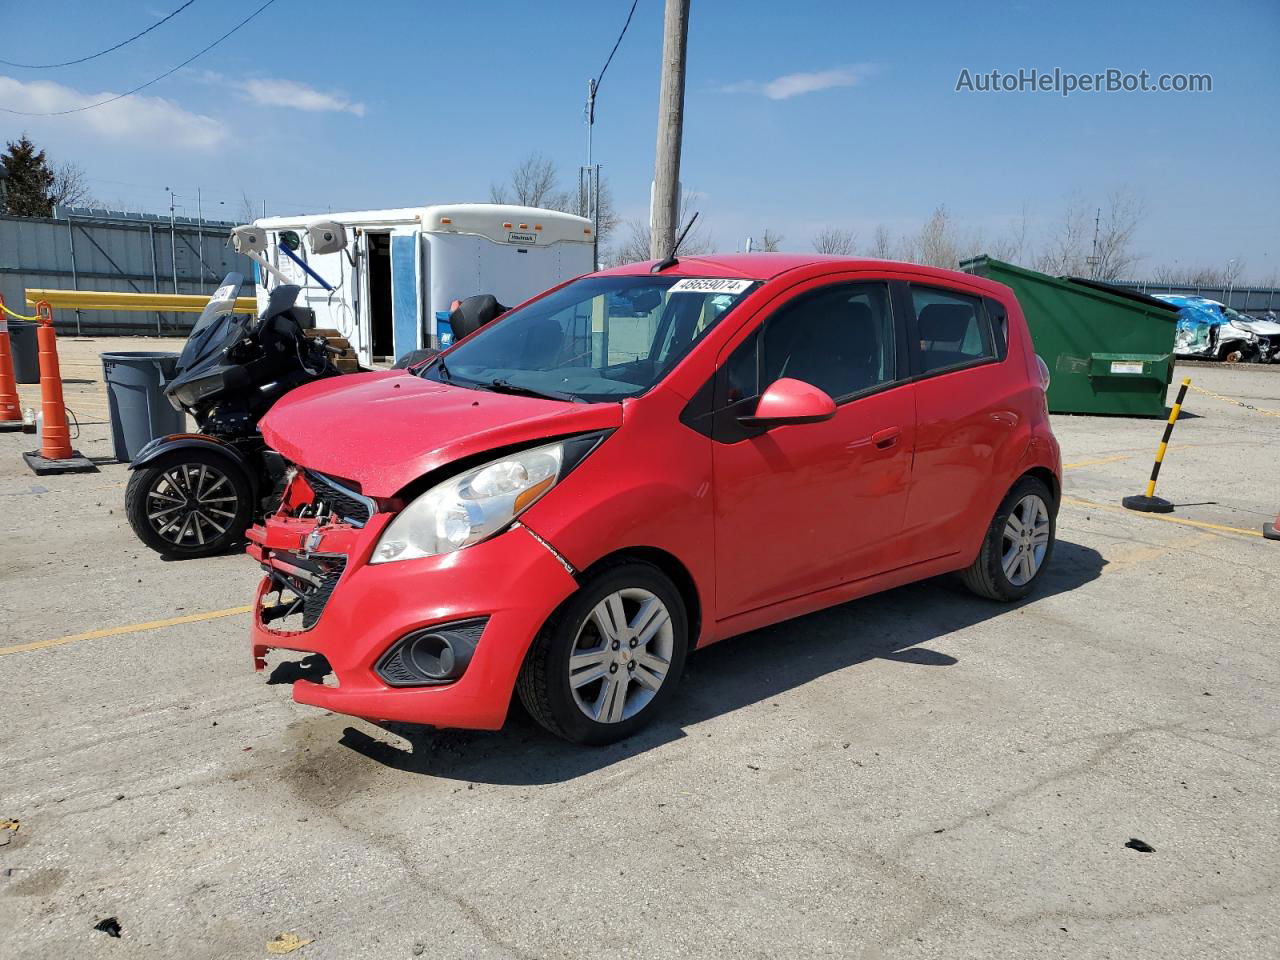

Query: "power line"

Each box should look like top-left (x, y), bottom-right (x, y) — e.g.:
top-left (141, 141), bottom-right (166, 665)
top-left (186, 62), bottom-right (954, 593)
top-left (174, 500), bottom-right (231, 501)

top-left (0, 1), bottom-right (199, 69)
top-left (593, 0), bottom-right (641, 98)
top-left (0, 0), bottom-right (280, 117)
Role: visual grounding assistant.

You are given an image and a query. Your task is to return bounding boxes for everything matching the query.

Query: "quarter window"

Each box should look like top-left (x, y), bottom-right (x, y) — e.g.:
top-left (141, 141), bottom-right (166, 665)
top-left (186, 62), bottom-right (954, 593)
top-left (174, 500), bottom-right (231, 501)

top-left (911, 287), bottom-right (994, 373)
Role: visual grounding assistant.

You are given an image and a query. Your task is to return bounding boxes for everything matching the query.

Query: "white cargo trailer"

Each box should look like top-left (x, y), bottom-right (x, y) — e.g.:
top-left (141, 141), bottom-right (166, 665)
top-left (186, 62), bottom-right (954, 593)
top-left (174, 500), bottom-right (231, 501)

top-left (252, 203), bottom-right (594, 366)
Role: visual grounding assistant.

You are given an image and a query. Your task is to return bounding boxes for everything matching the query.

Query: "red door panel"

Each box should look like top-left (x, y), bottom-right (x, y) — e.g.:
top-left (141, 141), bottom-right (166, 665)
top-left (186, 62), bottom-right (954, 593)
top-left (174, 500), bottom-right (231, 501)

top-left (713, 386), bottom-right (916, 616)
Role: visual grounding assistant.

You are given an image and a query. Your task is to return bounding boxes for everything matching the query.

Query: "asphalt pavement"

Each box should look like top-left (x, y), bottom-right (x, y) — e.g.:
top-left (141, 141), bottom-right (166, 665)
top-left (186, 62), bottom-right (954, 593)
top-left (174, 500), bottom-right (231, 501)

top-left (2, 340), bottom-right (1277, 959)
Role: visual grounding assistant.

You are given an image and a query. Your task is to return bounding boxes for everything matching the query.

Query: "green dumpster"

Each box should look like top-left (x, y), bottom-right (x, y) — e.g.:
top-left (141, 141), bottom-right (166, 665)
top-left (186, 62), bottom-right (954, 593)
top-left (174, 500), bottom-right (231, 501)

top-left (960, 256), bottom-right (1178, 417)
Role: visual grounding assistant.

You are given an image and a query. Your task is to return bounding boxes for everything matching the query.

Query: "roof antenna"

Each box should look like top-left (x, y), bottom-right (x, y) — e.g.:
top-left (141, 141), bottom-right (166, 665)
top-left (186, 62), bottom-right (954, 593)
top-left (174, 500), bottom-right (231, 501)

top-left (651, 211), bottom-right (699, 273)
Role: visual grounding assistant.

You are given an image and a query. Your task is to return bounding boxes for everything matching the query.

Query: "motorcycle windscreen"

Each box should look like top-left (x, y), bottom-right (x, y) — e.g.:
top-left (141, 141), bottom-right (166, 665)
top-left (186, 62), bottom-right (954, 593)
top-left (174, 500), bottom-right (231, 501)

top-left (175, 274), bottom-right (250, 374)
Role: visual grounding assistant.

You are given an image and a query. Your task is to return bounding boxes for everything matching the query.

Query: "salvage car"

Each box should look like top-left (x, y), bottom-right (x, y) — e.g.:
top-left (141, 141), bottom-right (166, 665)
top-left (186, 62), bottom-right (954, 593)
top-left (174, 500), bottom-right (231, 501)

top-left (247, 254), bottom-right (1062, 744)
top-left (1159, 294), bottom-right (1280, 363)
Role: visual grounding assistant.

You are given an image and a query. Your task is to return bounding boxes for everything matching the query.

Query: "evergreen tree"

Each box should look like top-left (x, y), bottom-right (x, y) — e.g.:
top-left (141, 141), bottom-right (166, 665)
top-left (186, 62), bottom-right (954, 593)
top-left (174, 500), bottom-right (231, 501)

top-left (1, 136), bottom-right (56, 217)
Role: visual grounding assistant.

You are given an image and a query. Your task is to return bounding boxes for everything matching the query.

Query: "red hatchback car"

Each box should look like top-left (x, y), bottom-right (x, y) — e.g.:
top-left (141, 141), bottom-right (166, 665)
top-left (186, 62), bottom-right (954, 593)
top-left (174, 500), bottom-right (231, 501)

top-left (248, 254), bottom-right (1061, 744)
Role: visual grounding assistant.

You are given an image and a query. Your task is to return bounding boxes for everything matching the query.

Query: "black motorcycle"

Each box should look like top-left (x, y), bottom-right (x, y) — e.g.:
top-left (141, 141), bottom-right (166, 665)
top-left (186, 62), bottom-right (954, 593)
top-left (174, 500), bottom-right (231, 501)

top-left (125, 273), bottom-right (339, 558)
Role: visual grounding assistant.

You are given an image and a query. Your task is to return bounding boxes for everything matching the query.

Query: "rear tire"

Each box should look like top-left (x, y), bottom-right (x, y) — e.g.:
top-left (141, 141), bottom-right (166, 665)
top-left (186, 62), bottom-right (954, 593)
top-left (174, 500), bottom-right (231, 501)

top-left (960, 475), bottom-right (1056, 602)
top-left (126, 450), bottom-right (254, 559)
top-left (517, 561), bottom-right (688, 745)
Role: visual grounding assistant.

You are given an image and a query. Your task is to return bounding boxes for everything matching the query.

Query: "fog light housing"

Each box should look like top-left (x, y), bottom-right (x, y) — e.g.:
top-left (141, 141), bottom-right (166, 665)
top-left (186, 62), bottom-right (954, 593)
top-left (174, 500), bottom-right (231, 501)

top-left (374, 618), bottom-right (487, 687)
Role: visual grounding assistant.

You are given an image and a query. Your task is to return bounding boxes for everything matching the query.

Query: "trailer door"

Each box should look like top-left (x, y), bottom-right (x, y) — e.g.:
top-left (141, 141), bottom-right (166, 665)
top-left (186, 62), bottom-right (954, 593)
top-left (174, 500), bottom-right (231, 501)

top-left (390, 233), bottom-right (421, 363)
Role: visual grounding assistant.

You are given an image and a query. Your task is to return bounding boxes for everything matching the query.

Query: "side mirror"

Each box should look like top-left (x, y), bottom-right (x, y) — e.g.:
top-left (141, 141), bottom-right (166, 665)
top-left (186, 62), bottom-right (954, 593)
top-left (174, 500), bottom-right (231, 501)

top-left (738, 377), bottom-right (836, 428)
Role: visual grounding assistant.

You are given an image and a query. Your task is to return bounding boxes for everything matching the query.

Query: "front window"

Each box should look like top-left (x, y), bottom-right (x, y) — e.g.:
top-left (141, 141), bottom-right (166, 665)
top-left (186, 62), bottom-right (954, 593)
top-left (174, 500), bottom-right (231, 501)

top-left (422, 275), bottom-right (757, 402)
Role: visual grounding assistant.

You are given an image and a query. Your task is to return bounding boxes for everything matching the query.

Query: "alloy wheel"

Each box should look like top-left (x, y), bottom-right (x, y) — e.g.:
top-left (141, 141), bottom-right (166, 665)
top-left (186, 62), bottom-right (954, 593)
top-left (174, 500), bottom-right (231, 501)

top-left (145, 462), bottom-right (239, 547)
top-left (568, 587), bottom-right (674, 724)
top-left (1001, 493), bottom-right (1051, 587)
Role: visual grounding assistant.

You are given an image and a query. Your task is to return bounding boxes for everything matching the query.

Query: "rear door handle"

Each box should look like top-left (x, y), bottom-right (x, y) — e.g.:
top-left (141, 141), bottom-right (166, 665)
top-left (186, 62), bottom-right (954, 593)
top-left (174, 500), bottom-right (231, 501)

top-left (872, 427), bottom-right (901, 449)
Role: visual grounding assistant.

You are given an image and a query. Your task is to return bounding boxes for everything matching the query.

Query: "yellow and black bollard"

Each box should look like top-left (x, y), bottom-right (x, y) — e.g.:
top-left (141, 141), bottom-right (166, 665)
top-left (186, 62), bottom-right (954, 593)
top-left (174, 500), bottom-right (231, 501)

top-left (1123, 377), bottom-right (1190, 514)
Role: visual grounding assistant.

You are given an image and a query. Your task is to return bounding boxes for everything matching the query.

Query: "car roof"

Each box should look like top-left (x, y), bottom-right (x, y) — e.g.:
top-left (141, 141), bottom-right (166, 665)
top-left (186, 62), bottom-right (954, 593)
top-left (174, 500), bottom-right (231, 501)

top-left (595, 252), bottom-right (1010, 295)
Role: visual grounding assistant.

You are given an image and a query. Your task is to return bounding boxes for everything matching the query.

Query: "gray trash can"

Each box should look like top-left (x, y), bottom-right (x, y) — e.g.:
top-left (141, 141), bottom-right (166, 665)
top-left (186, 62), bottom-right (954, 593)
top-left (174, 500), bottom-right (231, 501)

top-left (101, 352), bottom-right (186, 462)
top-left (7, 320), bottom-right (40, 383)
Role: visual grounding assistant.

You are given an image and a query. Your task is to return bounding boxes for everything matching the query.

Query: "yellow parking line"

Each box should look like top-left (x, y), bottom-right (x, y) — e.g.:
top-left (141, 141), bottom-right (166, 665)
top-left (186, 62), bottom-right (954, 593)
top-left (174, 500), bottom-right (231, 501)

top-left (0, 605), bottom-right (252, 657)
top-left (1061, 495), bottom-right (1263, 538)
top-left (1063, 454), bottom-right (1132, 469)
top-left (1063, 444), bottom-right (1194, 471)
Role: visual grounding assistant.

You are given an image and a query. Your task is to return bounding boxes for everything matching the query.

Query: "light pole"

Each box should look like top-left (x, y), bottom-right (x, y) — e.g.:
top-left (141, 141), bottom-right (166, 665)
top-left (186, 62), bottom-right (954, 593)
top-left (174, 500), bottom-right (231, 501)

top-left (1226, 258), bottom-right (1238, 307)
top-left (165, 186), bottom-right (179, 294)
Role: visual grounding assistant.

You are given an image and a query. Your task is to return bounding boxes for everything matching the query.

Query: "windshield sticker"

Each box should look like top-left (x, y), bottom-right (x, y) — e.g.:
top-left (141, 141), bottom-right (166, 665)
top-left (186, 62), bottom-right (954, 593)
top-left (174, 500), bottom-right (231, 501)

top-left (669, 278), bottom-right (753, 294)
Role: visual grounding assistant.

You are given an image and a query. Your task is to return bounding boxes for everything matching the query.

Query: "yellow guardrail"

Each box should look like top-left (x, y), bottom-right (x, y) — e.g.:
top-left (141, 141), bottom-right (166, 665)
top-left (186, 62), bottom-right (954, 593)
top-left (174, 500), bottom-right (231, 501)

top-left (25, 289), bottom-right (258, 314)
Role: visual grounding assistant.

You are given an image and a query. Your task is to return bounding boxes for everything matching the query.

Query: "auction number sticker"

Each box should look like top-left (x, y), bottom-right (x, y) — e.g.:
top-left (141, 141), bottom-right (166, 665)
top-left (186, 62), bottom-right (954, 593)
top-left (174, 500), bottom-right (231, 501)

top-left (669, 278), bottom-right (754, 294)
top-left (1110, 361), bottom-right (1144, 375)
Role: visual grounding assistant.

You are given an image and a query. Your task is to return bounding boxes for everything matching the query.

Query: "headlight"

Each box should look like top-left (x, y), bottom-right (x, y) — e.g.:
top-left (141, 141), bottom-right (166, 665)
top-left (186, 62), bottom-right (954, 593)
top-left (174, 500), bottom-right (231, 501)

top-left (170, 371), bottom-right (225, 408)
top-left (371, 441), bottom-right (566, 564)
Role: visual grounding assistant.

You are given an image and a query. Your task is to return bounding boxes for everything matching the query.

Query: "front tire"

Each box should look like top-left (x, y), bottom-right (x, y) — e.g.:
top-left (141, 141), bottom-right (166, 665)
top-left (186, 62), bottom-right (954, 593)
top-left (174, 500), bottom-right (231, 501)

top-left (517, 561), bottom-right (689, 745)
top-left (125, 450), bottom-right (254, 559)
top-left (960, 476), bottom-right (1056, 602)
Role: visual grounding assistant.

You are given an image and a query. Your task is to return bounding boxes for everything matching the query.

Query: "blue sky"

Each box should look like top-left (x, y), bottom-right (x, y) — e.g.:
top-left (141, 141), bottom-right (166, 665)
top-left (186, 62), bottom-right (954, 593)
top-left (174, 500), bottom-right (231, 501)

top-left (2, 0), bottom-right (1276, 279)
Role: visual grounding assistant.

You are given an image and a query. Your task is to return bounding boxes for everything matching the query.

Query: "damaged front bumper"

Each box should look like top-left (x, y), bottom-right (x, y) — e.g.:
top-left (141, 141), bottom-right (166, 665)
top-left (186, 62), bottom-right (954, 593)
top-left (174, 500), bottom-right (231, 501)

top-left (247, 483), bottom-right (579, 730)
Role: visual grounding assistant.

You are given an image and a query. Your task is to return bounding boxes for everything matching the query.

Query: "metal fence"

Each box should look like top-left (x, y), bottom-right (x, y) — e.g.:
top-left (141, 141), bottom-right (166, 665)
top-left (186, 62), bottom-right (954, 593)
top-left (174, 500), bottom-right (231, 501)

top-left (0, 207), bottom-right (256, 336)
top-left (1111, 280), bottom-right (1279, 315)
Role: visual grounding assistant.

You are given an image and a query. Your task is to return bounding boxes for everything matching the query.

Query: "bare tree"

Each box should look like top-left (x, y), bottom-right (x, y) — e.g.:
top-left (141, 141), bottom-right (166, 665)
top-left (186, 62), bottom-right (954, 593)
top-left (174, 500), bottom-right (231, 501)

top-left (1151, 258), bottom-right (1250, 288)
top-left (490, 152), bottom-right (558, 207)
top-left (870, 224), bottom-right (894, 259)
top-left (1034, 194), bottom-right (1090, 276)
top-left (47, 161), bottom-right (93, 209)
top-left (238, 191), bottom-right (259, 224)
top-left (490, 151), bottom-right (617, 245)
top-left (757, 228), bottom-right (784, 252)
top-left (988, 204), bottom-right (1030, 265)
top-left (1036, 189), bottom-right (1143, 280)
top-left (609, 195), bottom-right (712, 266)
top-left (812, 227), bottom-right (856, 255)
top-left (1091, 189), bottom-right (1144, 280)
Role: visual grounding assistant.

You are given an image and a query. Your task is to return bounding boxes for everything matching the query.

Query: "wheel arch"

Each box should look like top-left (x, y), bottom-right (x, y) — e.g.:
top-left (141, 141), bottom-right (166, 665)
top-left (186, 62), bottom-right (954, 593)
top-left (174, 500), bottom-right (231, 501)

top-left (577, 546), bottom-right (704, 648)
top-left (1021, 465), bottom-right (1060, 508)
top-left (130, 435), bottom-right (258, 496)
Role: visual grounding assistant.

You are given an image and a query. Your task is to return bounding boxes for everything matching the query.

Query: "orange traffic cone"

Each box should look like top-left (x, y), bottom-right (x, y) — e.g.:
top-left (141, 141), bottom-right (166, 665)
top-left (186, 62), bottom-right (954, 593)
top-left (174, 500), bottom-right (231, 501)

top-left (1265, 510), bottom-right (1279, 542)
top-left (22, 301), bottom-right (96, 475)
top-left (0, 296), bottom-right (23, 432)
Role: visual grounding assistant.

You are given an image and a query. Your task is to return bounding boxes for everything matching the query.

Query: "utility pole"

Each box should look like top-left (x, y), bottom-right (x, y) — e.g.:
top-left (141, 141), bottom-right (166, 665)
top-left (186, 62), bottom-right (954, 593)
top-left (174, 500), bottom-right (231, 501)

top-left (650, 0), bottom-right (690, 260)
top-left (166, 186), bottom-right (179, 294)
top-left (196, 187), bottom-right (205, 286)
top-left (584, 77), bottom-right (600, 268)
top-left (1086, 206), bottom-right (1102, 279)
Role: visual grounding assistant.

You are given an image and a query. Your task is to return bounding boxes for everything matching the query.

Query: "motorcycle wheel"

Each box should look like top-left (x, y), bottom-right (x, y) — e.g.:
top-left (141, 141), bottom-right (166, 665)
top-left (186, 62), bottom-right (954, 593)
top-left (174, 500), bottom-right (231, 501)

top-left (125, 450), bottom-right (254, 559)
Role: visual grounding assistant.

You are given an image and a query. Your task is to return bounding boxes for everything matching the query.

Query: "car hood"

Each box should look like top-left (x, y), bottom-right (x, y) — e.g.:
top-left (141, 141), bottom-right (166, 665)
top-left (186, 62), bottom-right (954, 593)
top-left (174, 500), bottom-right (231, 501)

top-left (260, 371), bottom-right (623, 498)
top-left (1235, 317), bottom-right (1280, 336)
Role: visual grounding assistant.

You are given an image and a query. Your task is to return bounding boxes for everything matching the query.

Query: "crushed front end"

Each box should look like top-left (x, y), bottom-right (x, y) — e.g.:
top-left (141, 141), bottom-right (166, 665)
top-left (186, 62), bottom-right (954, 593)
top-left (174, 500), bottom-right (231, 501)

top-left (248, 467), bottom-right (579, 730)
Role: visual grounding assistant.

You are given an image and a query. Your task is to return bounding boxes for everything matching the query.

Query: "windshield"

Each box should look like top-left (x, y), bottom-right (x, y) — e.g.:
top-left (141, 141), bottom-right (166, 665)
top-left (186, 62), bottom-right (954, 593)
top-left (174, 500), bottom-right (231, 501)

top-left (421, 275), bottom-right (757, 402)
top-left (177, 273), bottom-right (251, 376)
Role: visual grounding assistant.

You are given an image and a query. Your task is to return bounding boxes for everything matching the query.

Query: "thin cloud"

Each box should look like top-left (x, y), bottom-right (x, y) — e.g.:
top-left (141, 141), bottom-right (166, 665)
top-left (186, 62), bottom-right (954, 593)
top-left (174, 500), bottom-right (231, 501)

top-left (0, 75), bottom-right (228, 149)
top-left (719, 64), bottom-right (876, 100)
top-left (197, 71), bottom-right (365, 117)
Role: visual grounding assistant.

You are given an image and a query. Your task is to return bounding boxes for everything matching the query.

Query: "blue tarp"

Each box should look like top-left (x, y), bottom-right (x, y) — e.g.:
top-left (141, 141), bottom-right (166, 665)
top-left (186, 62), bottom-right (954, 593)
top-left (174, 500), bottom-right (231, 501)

top-left (1158, 295), bottom-right (1222, 355)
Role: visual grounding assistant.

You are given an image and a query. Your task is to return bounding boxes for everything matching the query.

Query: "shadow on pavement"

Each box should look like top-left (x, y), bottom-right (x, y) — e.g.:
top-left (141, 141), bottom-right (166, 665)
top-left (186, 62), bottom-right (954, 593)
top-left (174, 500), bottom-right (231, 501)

top-left (339, 539), bottom-right (1106, 785)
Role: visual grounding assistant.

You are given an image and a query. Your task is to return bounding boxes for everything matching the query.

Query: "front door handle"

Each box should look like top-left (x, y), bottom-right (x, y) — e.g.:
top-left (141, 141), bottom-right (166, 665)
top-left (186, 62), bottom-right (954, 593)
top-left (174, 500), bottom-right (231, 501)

top-left (872, 427), bottom-right (901, 449)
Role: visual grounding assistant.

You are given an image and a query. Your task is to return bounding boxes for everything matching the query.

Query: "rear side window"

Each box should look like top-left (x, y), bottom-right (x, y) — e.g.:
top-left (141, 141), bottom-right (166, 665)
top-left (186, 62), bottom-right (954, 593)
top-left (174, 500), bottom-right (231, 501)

top-left (911, 286), bottom-right (993, 373)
